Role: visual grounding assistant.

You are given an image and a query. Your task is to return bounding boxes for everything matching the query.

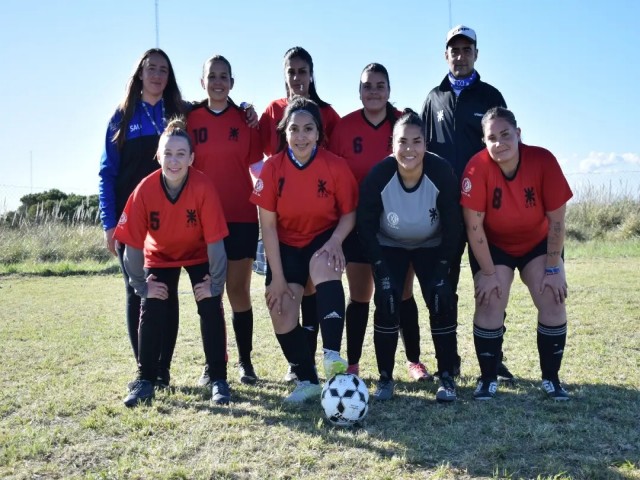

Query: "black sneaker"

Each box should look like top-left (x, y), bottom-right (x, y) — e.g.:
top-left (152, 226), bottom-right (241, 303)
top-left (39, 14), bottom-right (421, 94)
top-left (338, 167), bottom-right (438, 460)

top-left (124, 379), bottom-right (154, 407)
top-left (542, 379), bottom-right (569, 401)
top-left (497, 361), bottom-right (515, 382)
top-left (238, 362), bottom-right (258, 384)
top-left (373, 379), bottom-right (395, 401)
top-left (473, 378), bottom-right (498, 400)
top-left (156, 368), bottom-right (170, 389)
top-left (198, 365), bottom-right (211, 387)
top-left (436, 372), bottom-right (457, 403)
top-left (211, 380), bottom-right (231, 405)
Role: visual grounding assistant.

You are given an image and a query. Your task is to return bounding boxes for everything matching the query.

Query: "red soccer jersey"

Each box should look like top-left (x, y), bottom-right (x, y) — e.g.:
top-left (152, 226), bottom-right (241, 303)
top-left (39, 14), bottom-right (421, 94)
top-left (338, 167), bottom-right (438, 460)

top-left (258, 97), bottom-right (340, 157)
top-left (114, 168), bottom-right (229, 268)
top-left (329, 108), bottom-right (401, 184)
top-left (187, 105), bottom-right (263, 223)
top-left (460, 144), bottom-right (573, 256)
top-left (249, 149), bottom-right (358, 247)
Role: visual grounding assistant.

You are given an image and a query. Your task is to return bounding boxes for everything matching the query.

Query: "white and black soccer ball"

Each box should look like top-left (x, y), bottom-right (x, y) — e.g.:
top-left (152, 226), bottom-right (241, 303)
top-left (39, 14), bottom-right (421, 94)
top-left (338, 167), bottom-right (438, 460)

top-left (321, 373), bottom-right (369, 427)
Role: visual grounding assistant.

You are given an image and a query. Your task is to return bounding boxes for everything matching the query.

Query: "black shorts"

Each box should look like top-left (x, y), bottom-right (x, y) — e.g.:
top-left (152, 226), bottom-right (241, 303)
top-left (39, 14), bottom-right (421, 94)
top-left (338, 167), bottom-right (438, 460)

top-left (468, 237), bottom-right (561, 275)
top-left (343, 229), bottom-right (368, 264)
top-left (265, 228), bottom-right (335, 287)
top-left (223, 222), bottom-right (259, 261)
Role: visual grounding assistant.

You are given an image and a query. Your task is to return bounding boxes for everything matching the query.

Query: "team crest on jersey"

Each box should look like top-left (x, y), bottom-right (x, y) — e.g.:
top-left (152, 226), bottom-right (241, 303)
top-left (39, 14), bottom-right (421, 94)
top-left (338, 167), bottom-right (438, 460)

top-left (429, 208), bottom-right (439, 225)
top-left (461, 177), bottom-right (472, 196)
top-left (186, 209), bottom-right (198, 227)
top-left (317, 179), bottom-right (329, 198)
top-left (253, 179), bottom-right (264, 195)
top-left (437, 110), bottom-right (444, 122)
top-left (524, 187), bottom-right (536, 208)
top-left (118, 212), bottom-right (128, 225)
top-left (386, 212), bottom-right (400, 229)
top-left (229, 127), bottom-right (239, 141)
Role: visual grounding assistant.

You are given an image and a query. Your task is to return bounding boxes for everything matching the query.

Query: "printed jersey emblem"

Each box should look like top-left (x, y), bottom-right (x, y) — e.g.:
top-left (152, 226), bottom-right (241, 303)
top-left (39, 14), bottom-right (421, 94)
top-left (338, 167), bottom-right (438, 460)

top-left (437, 110), bottom-right (444, 122)
top-left (186, 209), bottom-right (197, 227)
top-left (317, 179), bottom-right (329, 198)
top-left (429, 208), bottom-right (439, 225)
top-left (118, 212), bottom-right (127, 225)
top-left (229, 127), bottom-right (239, 141)
top-left (524, 187), bottom-right (536, 207)
top-left (387, 212), bottom-right (400, 229)
top-left (253, 179), bottom-right (264, 195)
top-left (461, 177), bottom-right (472, 195)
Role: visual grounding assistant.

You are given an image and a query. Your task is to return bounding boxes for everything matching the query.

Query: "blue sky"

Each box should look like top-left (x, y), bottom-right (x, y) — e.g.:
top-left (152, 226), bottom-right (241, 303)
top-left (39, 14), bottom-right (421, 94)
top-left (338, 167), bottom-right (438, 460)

top-left (1, 0), bottom-right (639, 211)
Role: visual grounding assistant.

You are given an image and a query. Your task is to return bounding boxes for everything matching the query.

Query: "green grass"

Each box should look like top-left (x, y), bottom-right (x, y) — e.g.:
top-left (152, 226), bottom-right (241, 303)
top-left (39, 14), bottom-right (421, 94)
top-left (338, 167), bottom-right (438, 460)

top-left (1, 256), bottom-right (639, 479)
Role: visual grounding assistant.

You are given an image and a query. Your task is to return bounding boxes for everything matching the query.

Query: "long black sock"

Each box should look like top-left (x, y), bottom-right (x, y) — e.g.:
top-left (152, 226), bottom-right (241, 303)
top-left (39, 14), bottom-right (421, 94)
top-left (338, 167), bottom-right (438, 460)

top-left (316, 280), bottom-right (345, 353)
top-left (537, 322), bottom-right (567, 382)
top-left (430, 313), bottom-right (458, 375)
top-left (198, 296), bottom-right (227, 381)
top-left (275, 325), bottom-right (318, 383)
top-left (346, 300), bottom-right (369, 365)
top-left (232, 308), bottom-right (253, 365)
top-left (399, 296), bottom-right (420, 363)
top-left (373, 310), bottom-right (399, 380)
top-left (473, 325), bottom-right (503, 380)
top-left (301, 294), bottom-right (319, 357)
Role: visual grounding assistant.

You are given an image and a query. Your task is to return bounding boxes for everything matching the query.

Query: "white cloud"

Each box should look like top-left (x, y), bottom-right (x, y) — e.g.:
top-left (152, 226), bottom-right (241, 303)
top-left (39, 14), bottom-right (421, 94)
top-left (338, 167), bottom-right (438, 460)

top-left (577, 152), bottom-right (640, 173)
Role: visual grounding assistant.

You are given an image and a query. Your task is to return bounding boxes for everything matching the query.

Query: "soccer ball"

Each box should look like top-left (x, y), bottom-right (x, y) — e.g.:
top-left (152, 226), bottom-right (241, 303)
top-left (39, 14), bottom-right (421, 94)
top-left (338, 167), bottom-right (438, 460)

top-left (321, 373), bottom-right (369, 427)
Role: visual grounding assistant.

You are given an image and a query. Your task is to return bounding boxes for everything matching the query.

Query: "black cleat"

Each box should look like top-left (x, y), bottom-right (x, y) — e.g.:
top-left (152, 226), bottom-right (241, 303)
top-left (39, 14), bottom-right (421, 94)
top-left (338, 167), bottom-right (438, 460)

top-left (473, 378), bottom-right (498, 401)
top-left (124, 379), bottom-right (154, 407)
top-left (211, 380), bottom-right (231, 405)
top-left (542, 379), bottom-right (570, 401)
top-left (198, 365), bottom-right (211, 387)
top-left (238, 362), bottom-right (258, 384)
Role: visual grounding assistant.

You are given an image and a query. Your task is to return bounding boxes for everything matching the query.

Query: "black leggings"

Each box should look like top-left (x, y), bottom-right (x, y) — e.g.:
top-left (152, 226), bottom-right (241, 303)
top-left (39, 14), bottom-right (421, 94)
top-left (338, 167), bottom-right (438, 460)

top-left (138, 263), bottom-right (227, 382)
top-left (375, 246), bottom-right (459, 376)
top-left (117, 244), bottom-right (179, 371)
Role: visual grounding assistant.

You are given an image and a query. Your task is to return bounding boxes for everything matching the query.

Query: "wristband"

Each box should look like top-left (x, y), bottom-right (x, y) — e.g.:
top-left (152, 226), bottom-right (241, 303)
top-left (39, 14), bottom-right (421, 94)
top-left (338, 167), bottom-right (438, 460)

top-left (545, 265), bottom-right (561, 275)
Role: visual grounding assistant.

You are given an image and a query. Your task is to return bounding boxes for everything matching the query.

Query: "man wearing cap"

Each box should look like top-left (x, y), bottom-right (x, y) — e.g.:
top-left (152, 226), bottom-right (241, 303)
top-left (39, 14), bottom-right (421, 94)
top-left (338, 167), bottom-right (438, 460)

top-left (421, 24), bottom-right (514, 381)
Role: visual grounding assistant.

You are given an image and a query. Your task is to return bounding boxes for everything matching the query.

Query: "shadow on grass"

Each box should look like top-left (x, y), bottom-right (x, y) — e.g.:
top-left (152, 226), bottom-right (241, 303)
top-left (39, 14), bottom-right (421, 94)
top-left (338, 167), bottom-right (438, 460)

top-left (339, 378), bottom-right (640, 479)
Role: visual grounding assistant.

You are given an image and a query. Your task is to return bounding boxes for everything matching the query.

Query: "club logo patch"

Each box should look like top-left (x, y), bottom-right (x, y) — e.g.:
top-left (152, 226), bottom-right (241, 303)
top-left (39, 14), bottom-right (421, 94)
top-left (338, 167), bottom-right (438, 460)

top-left (387, 212), bottom-right (399, 229)
top-left (118, 212), bottom-right (127, 225)
top-left (253, 179), bottom-right (264, 195)
top-left (462, 177), bottom-right (472, 194)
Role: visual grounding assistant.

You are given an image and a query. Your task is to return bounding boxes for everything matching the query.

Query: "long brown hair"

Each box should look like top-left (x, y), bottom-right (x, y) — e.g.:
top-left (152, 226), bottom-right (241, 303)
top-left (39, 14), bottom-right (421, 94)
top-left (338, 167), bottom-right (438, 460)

top-left (113, 48), bottom-right (185, 150)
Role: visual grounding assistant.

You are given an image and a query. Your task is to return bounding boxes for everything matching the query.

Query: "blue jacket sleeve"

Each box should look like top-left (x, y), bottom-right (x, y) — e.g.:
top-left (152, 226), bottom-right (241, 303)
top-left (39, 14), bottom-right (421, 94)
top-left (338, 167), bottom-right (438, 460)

top-left (98, 110), bottom-right (123, 230)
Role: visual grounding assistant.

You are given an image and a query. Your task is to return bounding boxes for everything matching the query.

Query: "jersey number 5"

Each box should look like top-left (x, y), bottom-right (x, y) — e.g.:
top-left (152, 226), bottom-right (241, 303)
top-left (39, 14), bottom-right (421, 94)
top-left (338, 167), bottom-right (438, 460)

top-left (150, 211), bottom-right (160, 230)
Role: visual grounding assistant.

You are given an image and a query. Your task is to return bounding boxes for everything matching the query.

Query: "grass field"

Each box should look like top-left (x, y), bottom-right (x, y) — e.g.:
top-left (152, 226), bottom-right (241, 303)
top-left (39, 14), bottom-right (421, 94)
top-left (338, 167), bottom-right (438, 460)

top-left (1, 249), bottom-right (639, 479)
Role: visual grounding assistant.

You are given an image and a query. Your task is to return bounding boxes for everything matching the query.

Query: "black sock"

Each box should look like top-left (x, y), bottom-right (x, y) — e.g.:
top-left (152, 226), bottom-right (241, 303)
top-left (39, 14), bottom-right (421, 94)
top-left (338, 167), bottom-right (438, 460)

top-left (473, 325), bottom-right (503, 380)
top-left (275, 325), bottom-right (318, 383)
top-left (537, 322), bottom-right (567, 382)
top-left (399, 296), bottom-right (420, 363)
top-left (346, 300), bottom-right (369, 365)
top-left (373, 309), bottom-right (399, 380)
top-left (430, 313), bottom-right (458, 375)
top-left (198, 296), bottom-right (227, 381)
top-left (499, 311), bottom-right (507, 365)
top-left (301, 294), bottom-right (319, 357)
top-left (232, 308), bottom-right (253, 365)
top-left (315, 280), bottom-right (345, 353)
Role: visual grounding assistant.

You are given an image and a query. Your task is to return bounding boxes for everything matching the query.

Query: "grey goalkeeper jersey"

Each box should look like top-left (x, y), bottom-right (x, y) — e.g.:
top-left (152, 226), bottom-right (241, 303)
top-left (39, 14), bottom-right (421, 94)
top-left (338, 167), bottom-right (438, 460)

top-left (357, 154), bottom-right (463, 266)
